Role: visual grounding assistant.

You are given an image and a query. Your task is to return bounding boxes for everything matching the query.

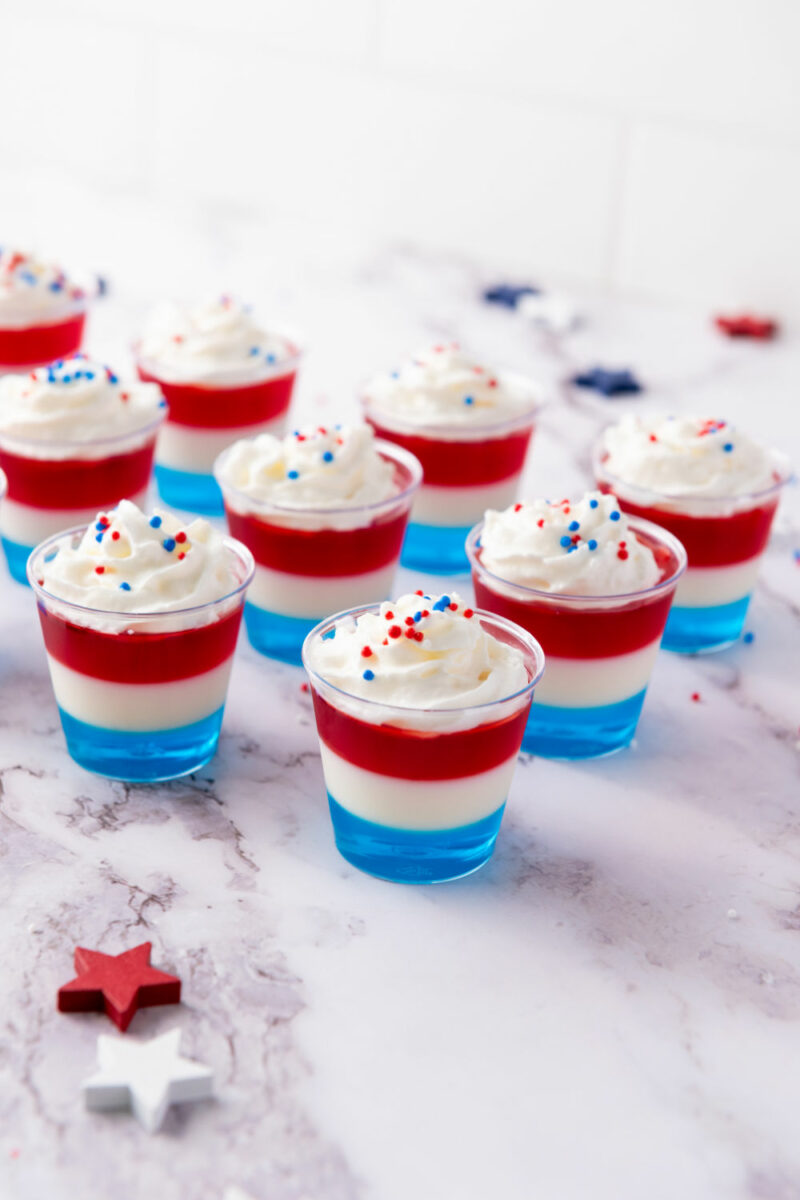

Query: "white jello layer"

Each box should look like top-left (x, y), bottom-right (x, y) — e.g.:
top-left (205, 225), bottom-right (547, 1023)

top-left (157, 414), bottom-right (288, 473)
top-left (46, 657), bottom-right (233, 731)
top-left (248, 561), bottom-right (396, 620)
top-left (319, 743), bottom-right (516, 831)
top-left (674, 557), bottom-right (761, 608)
top-left (412, 476), bottom-right (522, 527)
top-left (0, 490), bottom-right (148, 547)
top-left (533, 641), bottom-right (660, 708)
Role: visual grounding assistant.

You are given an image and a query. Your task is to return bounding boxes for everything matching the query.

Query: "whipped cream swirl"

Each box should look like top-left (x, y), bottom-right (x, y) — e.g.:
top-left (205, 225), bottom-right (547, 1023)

top-left (138, 297), bottom-right (297, 384)
top-left (364, 343), bottom-right (539, 429)
top-left (39, 500), bottom-right (244, 619)
top-left (479, 491), bottom-right (661, 596)
top-left (600, 414), bottom-right (780, 499)
top-left (0, 249), bottom-right (84, 326)
top-left (0, 354), bottom-right (164, 453)
top-left (217, 424), bottom-right (398, 509)
top-left (306, 591), bottom-right (531, 730)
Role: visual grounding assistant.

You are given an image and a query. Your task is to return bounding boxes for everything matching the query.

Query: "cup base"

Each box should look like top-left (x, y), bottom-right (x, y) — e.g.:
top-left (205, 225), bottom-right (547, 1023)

top-left (57, 706), bottom-right (225, 782)
top-left (523, 690), bottom-right (646, 759)
top-left (244, 602), bottom-right (316, 666)
top-left (1, 536), bottom-right (33, 586)
top-left (401, 521), bottom-right (473, 575)
top-left (154, 463), bottom-right (224, 516)
top-left (328, 794), bottom-right (505, 883)
top-left (661, 596), bottom-right (751, 654)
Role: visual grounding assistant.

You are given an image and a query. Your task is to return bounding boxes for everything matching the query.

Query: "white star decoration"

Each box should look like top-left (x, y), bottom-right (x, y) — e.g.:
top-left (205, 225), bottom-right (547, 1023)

top-left (83, 1029), bottom-right (214, 1132)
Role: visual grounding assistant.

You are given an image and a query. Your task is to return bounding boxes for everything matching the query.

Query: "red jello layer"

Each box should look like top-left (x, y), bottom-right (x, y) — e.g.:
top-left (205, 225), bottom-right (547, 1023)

top-left (312, 689), bottom-right (531, 779)
top-left (597, 483), bottom-right (779, 566)
top-left (137, 366), bottom-right (296, 429)
top-left (0, 311), bottom-right (85, 367)
top-left (472, 536), bottom-right (679, 659)
top-left (37, 603), bottom-right (243, 683)
top-left (0, 441), bottom-right (156, 509)
top-left (365, 415), bottom-right (533, 486)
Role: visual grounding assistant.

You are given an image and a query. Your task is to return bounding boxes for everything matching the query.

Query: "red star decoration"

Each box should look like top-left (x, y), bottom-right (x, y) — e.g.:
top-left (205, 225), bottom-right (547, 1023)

top-left (57, 942), bottom-right (181, 1032)
top-left (714, 313), bottom-right (777, 340)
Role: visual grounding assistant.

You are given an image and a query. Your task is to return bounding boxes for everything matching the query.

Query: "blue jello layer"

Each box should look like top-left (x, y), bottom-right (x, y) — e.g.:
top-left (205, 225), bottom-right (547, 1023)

top-left (154, 463), bottom-right (224, 516)
top-left (523, 689), bottom-right (647, 760)
top-left (244, 602), bottom-right (316, 666)
top-left (1, 536), bottom-right (33, 586)
top-left (661, 595), bottom-right (751, 654)
top-left (328, 794), bottom-right (505, 883)
top-left (401, 521), bottom-right (473, 575)
top-left (57, 706), bottom-right (225, 782)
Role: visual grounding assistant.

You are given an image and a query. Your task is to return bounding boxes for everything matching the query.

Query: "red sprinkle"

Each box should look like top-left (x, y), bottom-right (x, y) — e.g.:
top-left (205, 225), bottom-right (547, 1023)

top-left (388, 625), bottom-right (402, 638)
top-left (317, 426), bottom-right (327, 435)
top-left (488, 378), bottom-right (498, 388)
top-left (405, 628), bottom-right (416, 639)
top-left (95, 566), bottom-right (105, 574)
top-left (691, 692), bottom-right (701, 702)
top-left (449, 602), bottom-right (458, 610)
top-left (300, 682), bottom-right (309, 693)
top-left (382, 638), bottom-right (388, 646)
top-left (649, 434), bottom-right (658, 442)
top-left (421, 610), bottom-right (430, 617)
top-left (619, 540), bottom-right (627, 549)
top-left (514, 503), bottom-right (523, 512)
top-left (415, 590), bottom-right (424, 596)
top-left (617, 549), bottom-right (629, 560)
top-left (537, 519), bottom-right (544, 528)
top-left (178, 552), bottom-right (186, 560)
top-left (413, 630), bottom-right (424, 642)
top-left (296, 434), bottom-right (306, 441)
top-left (173, 335), bottom-right (184, 343)
top-left (463, 608), bottom-right (474, 619)
top-left (571, 535), bottom-right (580, 544)
top-left (384, 610), bottom-right (394, 620)
top-left (111, 531), bottom-right (120, 541)
top-left (404, 616), bottom-right (415, 625)
top-left (120, 392), bottom-right (129, 402)
top-left (175, 532), bottom-right (187, 544)
top-left (361, 646), bottom-right (373, 658)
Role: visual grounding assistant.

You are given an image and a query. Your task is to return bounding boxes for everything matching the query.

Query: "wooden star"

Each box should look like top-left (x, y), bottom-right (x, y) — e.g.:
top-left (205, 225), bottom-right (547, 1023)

top-left (57, 942), bottom-right (181, 1031)
top-left (714, 313), bottom-right (777, 340)
top-left (572, 366), bottom-right (643, 396)
top-left (83, 1029), bottom-right (213, 1132)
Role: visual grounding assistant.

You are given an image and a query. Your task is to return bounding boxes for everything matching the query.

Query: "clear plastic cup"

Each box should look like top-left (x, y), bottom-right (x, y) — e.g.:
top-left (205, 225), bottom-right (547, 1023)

top-left (302, 605), bottom-right (545, 883)
top-left (28, 527), bottom-right (254, 782)
top-left (0, 299), bottom-right (87, 371)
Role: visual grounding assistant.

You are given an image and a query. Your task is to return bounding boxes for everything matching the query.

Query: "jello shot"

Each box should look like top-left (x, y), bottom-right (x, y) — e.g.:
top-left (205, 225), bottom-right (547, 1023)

top-left (0, 249), bottom-right (87, 370)
top-left (468, 492), bottom-right (686, 759)
top-left (215, 424), bottom-right (421, 665)
top-left (302, 591), bottom-right (544, 883)
top-left (0, 354), bottom-right (165, 584)
top-left (28, 500), bottom-right (254, 782)
top-left (136, 296), bottom-right (302, 515)
top-left (595, 415), bottom-right (791, 653)
top-left (362, 344), bottom-right (542, 574)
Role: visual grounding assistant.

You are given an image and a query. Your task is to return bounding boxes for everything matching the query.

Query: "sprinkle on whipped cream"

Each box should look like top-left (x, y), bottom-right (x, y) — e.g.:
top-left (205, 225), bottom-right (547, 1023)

top-left (217, 423), bottom-right (398, 509)
top-left (138, 296), bottom-right (296, 383)
top-left (364, 343), bottom-right (539, 427)
top-left (306, 590), bottom-right (530, 712)
top-left (600, 414), bottom-right (779, 498)
top-left (0, 353), bottom-right (164, 445)
top-left (40, 499), bottom-right (241, 613)
top-left (478, 491), bottom-right (663, 596)
top-left (0, 249), bottom-right (84, 324)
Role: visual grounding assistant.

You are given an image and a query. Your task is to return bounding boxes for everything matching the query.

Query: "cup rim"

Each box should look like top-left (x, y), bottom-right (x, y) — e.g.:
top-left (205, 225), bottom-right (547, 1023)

top-left (302, 602), bottom-right (546, 717)
top-left (466, 513), bottom-right (688, 605)
top-left (591, 435), bottom-right (793, 509)
top-left (213, 437), bottom-right (423, 519)
top-left (133, 321), bottom-right (306, 389)
top-left (26, 523), bottom-right (255, 622)
top-left (0, 407), bottom-right (167, 456)
top-left (0, 294), bottom-right (88, 333)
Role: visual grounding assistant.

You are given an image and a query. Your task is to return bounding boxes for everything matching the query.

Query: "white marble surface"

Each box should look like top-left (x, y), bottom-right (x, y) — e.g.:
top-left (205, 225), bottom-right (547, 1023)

top-left (1, 219), bottom-right (799, 1200)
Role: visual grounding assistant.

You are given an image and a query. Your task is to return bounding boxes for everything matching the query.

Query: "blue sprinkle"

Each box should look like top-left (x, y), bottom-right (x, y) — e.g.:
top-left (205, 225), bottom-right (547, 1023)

top-left (321, 627), bottom-right (336, 640)
top-left (588, 539), bottom-right (598, 550)
top-left (163, 537), bottom-right (176, 552)
top-left (723, 443), bottom-right (734, 452)
top-left (55, 360), bottom-right (63, 368)
top-left (149, 516), bottom-right (162, 528)
top-left (85, 371), bottom-right (94, 380)
top-left (609, 511), bottom-right (621, 521)
top-left (432, 595), bottom-right (451, 612)
top-left (266, 353), bottom-right (276, 364)
top-left (589, 499), bottom-right (599, 509)
top-left (249, 346), bottom-right (260, 356)
top-left (107, 373), bottom-right (118, 384)
top-left (568, 520), bottom-right (580, 532)
top-left (362, 669), bottom-right (375, 681)
top-left (560, 535), bottom-right (572, 547)
top-left (159, 399), bottom-right (167, 407)
top-left (95, 534), bottom-right (103, 543)
top-left (119, 581), bottom-right (131, 591)
top-left (743, 631), bottom-right (755, 644)
top-left (464, 395), bottom-right (474, 405)
top-left (287, 469), bottom-right (300, 480)
top-left (95, 521), bottom-right (105, 531)
top-left (61, 374), bottom-right (72, 384)
top-left (322, 451), bottom-right (334, 463)
top-left (20, 271), bottom-right (37, 285)
top-left (49, 281), bottom-right (63, 292)
top-left (413, 611), bottom-right (422, 622)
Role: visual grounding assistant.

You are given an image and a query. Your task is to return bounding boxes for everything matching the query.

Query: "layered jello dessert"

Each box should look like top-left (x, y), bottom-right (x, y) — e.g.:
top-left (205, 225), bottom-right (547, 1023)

top-left (0, 249), bottom-right (87, 370)
top-left (136, 297), bottom-right (302, 515)
top-left (0, 354), bottom-right (165, 584)
top-left (468, 491), bottom-right (686, 759)
top-left (362, 344), bottom-right (541, 574)
top-left (28, 500), bottom-right (254, 781)
top-left (215, 424), bottom-right (421, 664)
top-left (594, 415), bottom-right (791, 652)
top-left (302, 591), bottom-right (544, 882)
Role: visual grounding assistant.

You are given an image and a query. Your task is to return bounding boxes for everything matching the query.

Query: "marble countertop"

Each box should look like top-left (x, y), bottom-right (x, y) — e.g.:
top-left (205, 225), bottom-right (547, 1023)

top-left (1, 222), bottom-right (799, 1200)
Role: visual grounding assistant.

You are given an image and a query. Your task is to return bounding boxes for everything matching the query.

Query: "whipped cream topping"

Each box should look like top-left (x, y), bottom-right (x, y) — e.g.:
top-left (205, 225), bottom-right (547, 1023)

top-left (138, 296), bottom-right (296, 383)
top-left (601, 414), bottom-right (779, 499)
top-left (217, 423), bottom-right (397, 509)
top-left (364, 343), bottom-right (538, 428)
top-left (0, 249), bottom-right (84, 326)
top-left (39, 500), bottom-right (243, 616)
top-left (479, 491), bottom-right (661, 596)
top-left (0, 354), bottom-right (164, 448)
top-left (306, 591), bottom-right (531, 729)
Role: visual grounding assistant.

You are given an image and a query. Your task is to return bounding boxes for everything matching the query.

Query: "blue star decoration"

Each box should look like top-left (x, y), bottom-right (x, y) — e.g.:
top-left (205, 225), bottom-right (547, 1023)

top-left (572, 367), bottom-right (643, 397)
top-left (482, 283), bottom-right (541, 309)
